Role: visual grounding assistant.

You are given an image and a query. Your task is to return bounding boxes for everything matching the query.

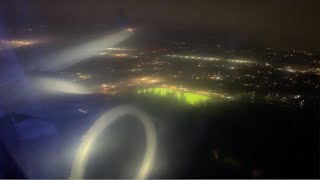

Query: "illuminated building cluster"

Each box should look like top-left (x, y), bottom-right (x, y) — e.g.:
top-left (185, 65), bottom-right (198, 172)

top-left (98, 47), bottom-right (140, 58)
top-left (67, 41), bottom-right (319, 108)
top-left (111, 53), bottom-right (129, 57)
top-left (96, 74), bottom-right (233, 105)
top-left (99, 76), bottom-right (164, 95)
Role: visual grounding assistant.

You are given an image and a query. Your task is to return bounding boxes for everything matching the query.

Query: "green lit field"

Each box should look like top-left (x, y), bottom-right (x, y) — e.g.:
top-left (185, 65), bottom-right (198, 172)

top-left (137, 87), bottom-right (212, 105)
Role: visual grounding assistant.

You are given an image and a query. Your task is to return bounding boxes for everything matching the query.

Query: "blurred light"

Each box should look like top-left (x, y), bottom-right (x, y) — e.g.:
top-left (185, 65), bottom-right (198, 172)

top-left (70, 105), bottom-right (157, 179)
top-left (78, 109), bottom-right (88, 114)
top-left (31, 77), bottom-right (92, 94)
top-left (34, 29), bottom-right (134, 72)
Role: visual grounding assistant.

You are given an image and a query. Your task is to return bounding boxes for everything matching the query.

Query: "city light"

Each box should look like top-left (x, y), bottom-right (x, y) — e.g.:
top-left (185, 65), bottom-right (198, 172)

top-left (227, 59), bottom-right (253, 64)
top-left (166, 54), bottom-right (220, 62)
top-left (106, 47), bottom-right (135, 51)
top-left (165, 54), bottom-right (258, 65)
top-left (0, 2), bottom-right (317, 179)
top-left (111, 53), bottom-right (129, 57)
top-left (99, 76), bottom-right (164, 95)
top-left (0, 39), bottom-right (37, 48)
top-left (77, 73), bottom-right (92, 80)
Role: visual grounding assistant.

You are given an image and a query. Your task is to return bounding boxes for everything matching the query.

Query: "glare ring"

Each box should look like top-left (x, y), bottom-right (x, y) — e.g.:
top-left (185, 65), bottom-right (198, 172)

top-left (70, 105), bottom-right (157, 179)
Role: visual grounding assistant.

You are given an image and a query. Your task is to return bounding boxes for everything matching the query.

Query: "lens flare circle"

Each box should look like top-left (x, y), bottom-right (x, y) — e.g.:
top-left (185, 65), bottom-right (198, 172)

top-left (70, 105), bottom-right (157, 179)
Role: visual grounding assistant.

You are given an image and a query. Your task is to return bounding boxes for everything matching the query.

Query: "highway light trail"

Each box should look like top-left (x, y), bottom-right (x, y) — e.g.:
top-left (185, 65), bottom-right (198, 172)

top-left (165, 54), bottom-right (254, 64)
top-left (71, 105), bottom-right (157, 179)
top-left (35, 29), bottom-right (134, 72)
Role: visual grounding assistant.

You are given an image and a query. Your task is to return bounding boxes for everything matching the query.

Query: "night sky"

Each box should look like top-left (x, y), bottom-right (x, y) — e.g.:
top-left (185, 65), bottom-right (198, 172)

top-left (0, 0), bottom-right (319, 49)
